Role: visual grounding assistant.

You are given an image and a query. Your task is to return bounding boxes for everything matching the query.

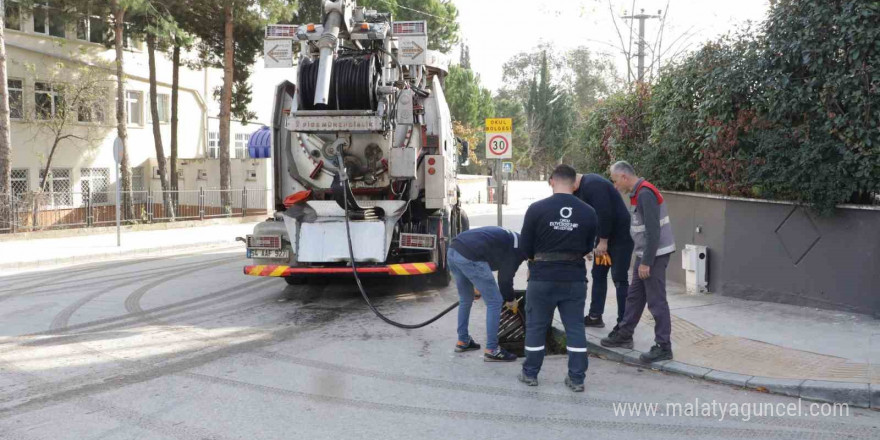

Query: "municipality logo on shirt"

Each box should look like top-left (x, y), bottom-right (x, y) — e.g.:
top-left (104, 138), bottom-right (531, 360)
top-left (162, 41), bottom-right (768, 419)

top-left (550, 207), bottom-right (579, 231)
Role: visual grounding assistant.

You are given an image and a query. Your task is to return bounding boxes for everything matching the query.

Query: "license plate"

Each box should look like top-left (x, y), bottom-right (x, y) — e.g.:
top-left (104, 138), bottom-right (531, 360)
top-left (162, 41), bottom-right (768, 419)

top-left (248, 249), bottom-right (290, 259)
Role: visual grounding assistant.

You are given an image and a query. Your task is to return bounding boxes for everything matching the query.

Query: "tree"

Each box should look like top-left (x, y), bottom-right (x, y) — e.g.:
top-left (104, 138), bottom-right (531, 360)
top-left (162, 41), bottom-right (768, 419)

top-left (109, 0), bottom-right (146, 221)
top-left (134, 3), bottom-right (178, 219)
top-left (187, 0), bottom-right (295, 211)
top-left (445, 64), bottom-right (494, 174)
top-left (23, 64), bottom-right (110, 229)
top-left (161, 0), bottom-right (197, 195)
top-left (1, 0), bottom-right (12, 224)
top-left (522, 52), bottom-right (575, 175)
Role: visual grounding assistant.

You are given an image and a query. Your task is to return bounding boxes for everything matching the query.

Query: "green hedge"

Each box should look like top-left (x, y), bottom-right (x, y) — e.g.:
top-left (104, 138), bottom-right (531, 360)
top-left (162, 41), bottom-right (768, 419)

top-left (579, 0), bottom-right (879, 214)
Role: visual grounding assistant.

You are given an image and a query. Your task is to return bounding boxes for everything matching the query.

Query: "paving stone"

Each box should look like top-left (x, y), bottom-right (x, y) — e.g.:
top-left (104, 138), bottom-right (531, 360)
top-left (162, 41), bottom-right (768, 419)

top-left (705, 370), bottom-right (752, 387)
top-left (800, 380), bottom-right (870, 408)
top-left (745, 376), bottom-right (804, 398)
top-left (660, 361), bottom-right (711, 379)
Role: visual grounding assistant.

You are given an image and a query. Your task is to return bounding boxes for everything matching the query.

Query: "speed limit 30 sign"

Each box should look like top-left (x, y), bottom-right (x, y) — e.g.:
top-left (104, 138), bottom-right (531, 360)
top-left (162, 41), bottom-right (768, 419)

top-left (485, 118), bottom-right (512, 159)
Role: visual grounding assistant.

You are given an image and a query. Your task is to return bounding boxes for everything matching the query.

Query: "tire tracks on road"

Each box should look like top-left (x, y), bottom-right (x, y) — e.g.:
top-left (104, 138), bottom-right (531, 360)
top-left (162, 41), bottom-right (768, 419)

top-left (46, 256), bottom-right (241, 332)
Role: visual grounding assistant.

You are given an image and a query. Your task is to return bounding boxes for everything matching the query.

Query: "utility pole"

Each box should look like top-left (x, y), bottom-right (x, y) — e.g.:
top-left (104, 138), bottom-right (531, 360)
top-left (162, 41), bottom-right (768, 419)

top-left (622, 8), bottom-right (662, 83)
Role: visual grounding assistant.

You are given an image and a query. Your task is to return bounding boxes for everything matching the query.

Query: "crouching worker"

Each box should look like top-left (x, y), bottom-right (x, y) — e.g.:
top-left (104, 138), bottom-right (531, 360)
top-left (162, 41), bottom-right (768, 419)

top-left (448, 226), bottom-right (527, 362)
top-left (519, 165), bottom-right (598, 392)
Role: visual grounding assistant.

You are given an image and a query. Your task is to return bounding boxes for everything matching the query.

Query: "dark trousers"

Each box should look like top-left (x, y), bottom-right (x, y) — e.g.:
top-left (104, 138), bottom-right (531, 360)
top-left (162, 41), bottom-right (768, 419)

top-left (618, 254), bottom-right (672, 346)
top-left (522, 280), bottom-right (588, 384)
top-left (588, 237), bottom-right (635, 323)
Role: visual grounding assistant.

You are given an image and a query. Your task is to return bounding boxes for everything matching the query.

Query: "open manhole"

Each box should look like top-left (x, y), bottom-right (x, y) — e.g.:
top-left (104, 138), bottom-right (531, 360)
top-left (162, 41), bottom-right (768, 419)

top-left (498, 290), bottom-right (567, 357)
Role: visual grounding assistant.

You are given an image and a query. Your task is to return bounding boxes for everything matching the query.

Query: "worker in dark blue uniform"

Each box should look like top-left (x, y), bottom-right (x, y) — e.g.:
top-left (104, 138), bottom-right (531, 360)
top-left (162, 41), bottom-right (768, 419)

top-left (574, 173), bottom-right (634, 329)
top-left (519, 165), bottom-right (598, 392)
top-left (448, 226), bottom-right (527, 362)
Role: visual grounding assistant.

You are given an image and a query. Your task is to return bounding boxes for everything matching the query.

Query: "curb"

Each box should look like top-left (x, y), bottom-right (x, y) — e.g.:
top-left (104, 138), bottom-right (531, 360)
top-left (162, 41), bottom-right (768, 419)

top-left (0, 241), bottom-right (241, 272)
top-left (585, 335), bottom-right (878, 409)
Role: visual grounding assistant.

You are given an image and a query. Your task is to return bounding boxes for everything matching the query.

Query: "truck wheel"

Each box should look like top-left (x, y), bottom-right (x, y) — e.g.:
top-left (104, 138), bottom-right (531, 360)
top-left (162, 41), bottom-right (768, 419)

top-left (459, 210), bottom-right (470, 233)
top-left (284, 276), bottom-right (308, 286)
top-left (428, 268), bottom-right (451, 287)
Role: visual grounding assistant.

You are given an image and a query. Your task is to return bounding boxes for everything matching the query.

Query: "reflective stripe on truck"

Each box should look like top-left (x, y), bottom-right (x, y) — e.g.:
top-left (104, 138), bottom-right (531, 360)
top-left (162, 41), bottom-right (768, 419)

top-left (243, 263), bottom-right (437, 277)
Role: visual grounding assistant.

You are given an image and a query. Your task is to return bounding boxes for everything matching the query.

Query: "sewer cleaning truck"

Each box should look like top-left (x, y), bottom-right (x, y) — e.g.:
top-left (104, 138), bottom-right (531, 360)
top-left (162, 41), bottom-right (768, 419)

top-left (242, 0), bottom-right (469, 287)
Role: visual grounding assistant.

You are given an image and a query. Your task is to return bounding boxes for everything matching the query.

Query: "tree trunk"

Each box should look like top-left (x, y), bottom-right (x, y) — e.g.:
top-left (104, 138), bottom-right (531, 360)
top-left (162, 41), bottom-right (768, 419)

top-left (111, 1), bottom-right (134, 220)
top-left (219, 2), bottom-right (234, 213)
top-left (0, 9), bottom-right (11, 228)
top-left (147, 34), bottom-right (174, 219)
top-left (170, 43), bottom-right (180, 193)
top-left (31, 137), bottom-right (62, 231)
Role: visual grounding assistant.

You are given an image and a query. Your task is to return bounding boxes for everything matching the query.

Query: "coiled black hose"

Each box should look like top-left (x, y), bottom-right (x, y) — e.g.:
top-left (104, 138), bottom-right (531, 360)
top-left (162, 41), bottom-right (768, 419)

top-left (299, 54), bottom-right (378, 111)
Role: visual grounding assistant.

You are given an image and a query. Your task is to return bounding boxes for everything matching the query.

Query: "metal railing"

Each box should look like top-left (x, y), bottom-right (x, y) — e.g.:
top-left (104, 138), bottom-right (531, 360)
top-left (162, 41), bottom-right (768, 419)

top-left (0, 188), bottom-right (270, 234)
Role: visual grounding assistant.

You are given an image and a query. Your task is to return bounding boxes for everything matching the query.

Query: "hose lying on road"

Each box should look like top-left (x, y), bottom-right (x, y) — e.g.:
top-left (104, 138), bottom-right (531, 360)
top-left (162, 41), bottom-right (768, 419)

top-left (339, 155), bottom-right (460, 329)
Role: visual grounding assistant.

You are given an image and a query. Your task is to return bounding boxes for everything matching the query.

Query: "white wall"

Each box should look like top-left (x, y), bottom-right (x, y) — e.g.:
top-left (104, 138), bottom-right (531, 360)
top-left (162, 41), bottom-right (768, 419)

top-left (6, 22), bottom-right (271, 208)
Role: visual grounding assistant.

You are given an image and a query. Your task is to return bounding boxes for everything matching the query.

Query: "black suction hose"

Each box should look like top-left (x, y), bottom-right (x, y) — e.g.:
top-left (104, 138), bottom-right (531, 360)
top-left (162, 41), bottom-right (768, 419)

top-left (339, 158), bottom-right (459, 329)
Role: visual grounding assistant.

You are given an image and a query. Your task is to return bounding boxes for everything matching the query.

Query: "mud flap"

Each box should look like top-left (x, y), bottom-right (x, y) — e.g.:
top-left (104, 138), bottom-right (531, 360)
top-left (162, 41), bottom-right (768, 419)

top-left (498, 290), bottom-right (567, 358)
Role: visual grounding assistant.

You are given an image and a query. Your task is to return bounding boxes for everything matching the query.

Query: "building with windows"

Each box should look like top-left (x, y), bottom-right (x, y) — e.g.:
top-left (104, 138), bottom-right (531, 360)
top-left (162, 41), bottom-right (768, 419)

top-left (4, 1), bottom-right (275, 224)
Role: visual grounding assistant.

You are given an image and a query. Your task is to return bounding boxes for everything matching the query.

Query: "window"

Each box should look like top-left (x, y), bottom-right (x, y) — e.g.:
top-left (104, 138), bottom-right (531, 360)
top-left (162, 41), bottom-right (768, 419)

top-left (5, 1), bottom-right (21, 31)
top-left (148, 93), bottom-right (170, 123)
top-left (80, 168), bottom-right (109, 204)
top-left (77, 15), bottom-right (106, 44)
top-left (11, 168), bottom-right (28, 201)
top-left (78, 90), bottom-right (106, 123)
top-left (234, 133), bottom-right (251, 159)
top-left (208, 131), bottom-right (219, 159)
top-left (125, 90), bottom-right (142, 125)
top-left (8, 80), bottom-right (23, 120)
top-left (33, 2), bottom-right (66, 38)
top-left (39, 168), bottom-right (71, 206)
top-left (35, 82), bottom-right (61, 119)
top-left (131, 167), bottom-right (146, 203)
top-left (78, 102), bottom-right (104, 123)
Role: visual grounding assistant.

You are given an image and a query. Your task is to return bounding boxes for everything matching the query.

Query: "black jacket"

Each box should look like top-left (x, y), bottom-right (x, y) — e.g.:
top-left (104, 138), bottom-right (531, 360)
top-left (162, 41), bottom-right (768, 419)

top-left (575, 173), bottom-right (632, 242)
top-left (450, 227), bottom-right (527, 301)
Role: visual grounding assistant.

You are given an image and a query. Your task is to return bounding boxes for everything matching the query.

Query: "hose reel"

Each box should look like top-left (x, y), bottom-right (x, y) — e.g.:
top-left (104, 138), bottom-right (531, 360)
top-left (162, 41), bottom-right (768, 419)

top-left (299, 54), bottom-right (380, 111)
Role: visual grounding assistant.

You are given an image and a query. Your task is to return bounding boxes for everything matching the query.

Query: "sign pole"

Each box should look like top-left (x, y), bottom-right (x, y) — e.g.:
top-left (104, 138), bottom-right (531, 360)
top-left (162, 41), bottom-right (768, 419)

top-left (485, 118), bottom-right (513, 227)
top-left (496, 159), bottom-right (503, 227)
top-left (115, 163), bottom-right (121, 247)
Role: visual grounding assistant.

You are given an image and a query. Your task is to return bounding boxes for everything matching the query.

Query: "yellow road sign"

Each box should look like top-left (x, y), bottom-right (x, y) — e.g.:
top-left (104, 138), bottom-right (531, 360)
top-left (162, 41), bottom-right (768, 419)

top-left (485, 118), bottom-right (512, 133)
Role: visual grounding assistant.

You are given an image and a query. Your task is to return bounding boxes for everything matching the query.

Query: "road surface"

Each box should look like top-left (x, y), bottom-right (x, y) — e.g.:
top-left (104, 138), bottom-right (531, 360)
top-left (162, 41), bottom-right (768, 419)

top-left (0, 210), bottom-right (876, 439)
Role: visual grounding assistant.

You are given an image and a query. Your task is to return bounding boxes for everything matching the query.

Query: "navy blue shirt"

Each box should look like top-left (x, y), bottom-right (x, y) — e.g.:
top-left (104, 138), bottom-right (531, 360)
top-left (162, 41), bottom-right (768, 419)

top-left (575, 174), bottom-right (632, 242)
top-left (521, 193), bottom-right (598, 282)
top-left (450, 226), bottom-right (527, 301)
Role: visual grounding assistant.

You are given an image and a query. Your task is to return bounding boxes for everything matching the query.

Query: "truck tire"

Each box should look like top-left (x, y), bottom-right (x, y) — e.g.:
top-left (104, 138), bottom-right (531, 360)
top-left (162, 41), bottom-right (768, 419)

top-left (459, 210), bottom-right (470, 233)
top-left (428, 267), bottom-right (452, 287)
top-left (284, 276), bottom-right (308, 286)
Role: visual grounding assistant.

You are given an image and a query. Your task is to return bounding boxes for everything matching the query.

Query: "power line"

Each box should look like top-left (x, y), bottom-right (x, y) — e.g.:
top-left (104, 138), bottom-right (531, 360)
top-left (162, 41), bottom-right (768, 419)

top-left (377, 0), bottom-right (453, 22)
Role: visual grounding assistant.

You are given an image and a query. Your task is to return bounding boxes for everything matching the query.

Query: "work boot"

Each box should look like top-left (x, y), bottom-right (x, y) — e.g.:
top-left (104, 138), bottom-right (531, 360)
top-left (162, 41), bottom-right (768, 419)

top-left (639, 344), bottom-right (673, 363)
top-left (518, 372), bottom-right (538, 386)
top-left (583, 314), bottom-right (605, 328)
top-left (600, 330), bottom-right (634, 349)
top-left (454, 338), bottom-right (481, 353)
top-left (484, 347), bottom-right (517, 362)
top-left (564, 376), bottom-right (585, 393)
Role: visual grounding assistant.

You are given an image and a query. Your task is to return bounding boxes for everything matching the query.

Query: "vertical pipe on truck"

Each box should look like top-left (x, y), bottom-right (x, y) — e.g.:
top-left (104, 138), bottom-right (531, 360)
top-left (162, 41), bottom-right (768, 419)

top-left (314, 10), bottom-right (342, 106)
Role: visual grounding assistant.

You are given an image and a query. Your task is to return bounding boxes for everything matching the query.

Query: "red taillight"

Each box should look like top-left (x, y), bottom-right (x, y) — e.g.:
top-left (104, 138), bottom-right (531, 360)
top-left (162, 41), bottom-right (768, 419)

top-left (428, 167), bottom-right (436, 175)
top-left (247, 235), bottom-right (282, 249)
top-left (399, 233), bottom-right (436, 250)
top-left (428, 157), bottom-right (436, 165)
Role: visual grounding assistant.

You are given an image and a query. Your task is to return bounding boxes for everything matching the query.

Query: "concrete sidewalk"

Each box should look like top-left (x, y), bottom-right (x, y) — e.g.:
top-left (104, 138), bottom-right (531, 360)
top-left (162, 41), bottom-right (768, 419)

top-left (0, 221), bottom-right (255, 272)
top-left (582, 281), bottom-right (880, 408)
